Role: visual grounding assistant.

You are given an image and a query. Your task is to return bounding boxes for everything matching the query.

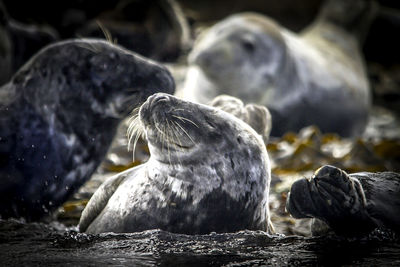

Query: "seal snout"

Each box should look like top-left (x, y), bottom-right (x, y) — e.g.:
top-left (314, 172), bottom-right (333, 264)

top-left (313, 165), bottom-right (342, 179)
top-left (140, 93), bottom-right (172, 122)
top-left (148, 93), bottom-right (171, 109)
top-left (286, 178), bottom-right (316, 219)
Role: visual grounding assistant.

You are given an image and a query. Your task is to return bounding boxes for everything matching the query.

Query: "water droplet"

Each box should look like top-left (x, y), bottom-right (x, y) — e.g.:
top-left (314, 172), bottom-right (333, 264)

top-left (41, 205), bottom-right (49, 213)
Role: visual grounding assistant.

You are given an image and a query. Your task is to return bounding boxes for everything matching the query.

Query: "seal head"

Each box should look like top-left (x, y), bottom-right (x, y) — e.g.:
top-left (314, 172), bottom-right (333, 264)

top-left (286, 165), bottom-right (400, 236)
top-left (184, 12), bottom-right (287, 105)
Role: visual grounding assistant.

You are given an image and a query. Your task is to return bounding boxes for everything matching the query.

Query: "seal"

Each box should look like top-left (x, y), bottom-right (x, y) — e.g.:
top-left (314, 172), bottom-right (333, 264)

top-left (286, 165), bottom-right (400, 236)
top-left (210, 94), bottom-right (271, 143)
top-left (183, 0), bottom-right (375, 137)
top-left (78, 93), bottom-right (272, 234)
top-left (0, 39), bottom-right (175, 221)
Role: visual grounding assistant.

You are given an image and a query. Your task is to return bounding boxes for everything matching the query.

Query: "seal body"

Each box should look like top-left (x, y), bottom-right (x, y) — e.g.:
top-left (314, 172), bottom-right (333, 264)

top-left (183, 0), bottom-right (374, 137)
top-left (79, 93), bottom-right (271, 234)
top-left (286, 165), bottom-right (400, 236)
top-left (0, 39), bottom-right (175, 220)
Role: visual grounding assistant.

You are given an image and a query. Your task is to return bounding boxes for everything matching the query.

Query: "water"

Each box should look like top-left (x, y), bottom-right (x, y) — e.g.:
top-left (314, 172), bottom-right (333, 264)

top-left (0, 219), bottom-right (399, 266)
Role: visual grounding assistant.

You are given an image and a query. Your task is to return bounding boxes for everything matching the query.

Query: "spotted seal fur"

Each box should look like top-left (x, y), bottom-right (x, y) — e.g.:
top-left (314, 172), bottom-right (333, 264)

top-left (79, 93), bottom-right (272, 234)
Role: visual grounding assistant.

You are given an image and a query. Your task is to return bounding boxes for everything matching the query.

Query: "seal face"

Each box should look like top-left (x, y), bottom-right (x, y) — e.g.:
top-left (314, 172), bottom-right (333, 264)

top-left (0, 39), bottom-right (175, 220)
top-left (79, 93), bottom-right (272, 234)
top-left (286, 165), bottom-right (400, 236)
top-left (183, 7), bottom-right (372, 137)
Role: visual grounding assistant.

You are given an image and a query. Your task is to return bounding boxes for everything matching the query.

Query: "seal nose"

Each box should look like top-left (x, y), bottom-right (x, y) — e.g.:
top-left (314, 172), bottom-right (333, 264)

top-left (314, 165), bottom-right (341, 180)
top-left (148, 93), bottom-right (170, 109)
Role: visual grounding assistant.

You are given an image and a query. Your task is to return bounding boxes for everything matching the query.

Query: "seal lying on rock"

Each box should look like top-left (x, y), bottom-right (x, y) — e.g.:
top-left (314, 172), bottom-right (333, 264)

top-left (286, 165), bottom-right (400, 236)
top-left (183, 0), bottom-right (376, 137)
top-left (210, 94), bottom-right (272, 143)
top-left (0, 39), bottom-right (175, 221)
top-left (79, 93), bottom-right (272, 234)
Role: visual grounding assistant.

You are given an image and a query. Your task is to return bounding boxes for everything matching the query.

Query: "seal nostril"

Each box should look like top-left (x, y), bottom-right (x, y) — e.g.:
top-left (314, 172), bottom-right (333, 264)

top-left (149, 93), bottom-right (170, 109)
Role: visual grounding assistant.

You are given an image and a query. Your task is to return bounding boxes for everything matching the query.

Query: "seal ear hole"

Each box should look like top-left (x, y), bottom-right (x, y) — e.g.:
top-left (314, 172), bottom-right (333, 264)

top-left (237, 137), bottom-right (242, 144)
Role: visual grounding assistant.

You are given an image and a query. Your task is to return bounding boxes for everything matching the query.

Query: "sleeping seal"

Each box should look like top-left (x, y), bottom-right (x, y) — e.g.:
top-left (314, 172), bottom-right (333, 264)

top-left (183, 0), bottom-right (376, 137)
top-left (0, 39), bottom-right (175, 221)
top-left (79, 93), bottom-right (272, 234)
top-left (286, 165), bottom-right (400, 236)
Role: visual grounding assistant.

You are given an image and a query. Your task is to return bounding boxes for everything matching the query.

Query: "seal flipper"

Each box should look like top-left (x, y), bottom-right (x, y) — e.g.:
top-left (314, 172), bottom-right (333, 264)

top-left (78, 165), bottom-right (144, 232)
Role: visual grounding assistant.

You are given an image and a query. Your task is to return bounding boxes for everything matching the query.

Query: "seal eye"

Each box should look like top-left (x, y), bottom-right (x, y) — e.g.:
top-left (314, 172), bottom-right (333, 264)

top-left (241, 39), bottom-right (255, 53)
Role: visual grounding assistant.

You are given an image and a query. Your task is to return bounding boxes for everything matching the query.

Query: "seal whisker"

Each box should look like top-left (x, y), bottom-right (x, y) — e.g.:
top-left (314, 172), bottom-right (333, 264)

top-left (130, 131), bottom-right (142, 162)
top-left (172, 120), bottom-right (196, 145)
top-left (171, 114), bottom-right (199, 128)
top-left (129, 106), bottom-right (141, 117)
top-left (127, 113), bottom-right (145, 162)
top-left (96, 20), bottom-right (117, 44)
top-left (76, 43), bottom-right (101, 54)
top-left (168, 119), bottom-right (184, 149)
top-left (163, 120), bottom-right (173, 166)
top-left (127, 114), bottom-right (141, 142)
top-left (167, 119), bottom-right (183, 166)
